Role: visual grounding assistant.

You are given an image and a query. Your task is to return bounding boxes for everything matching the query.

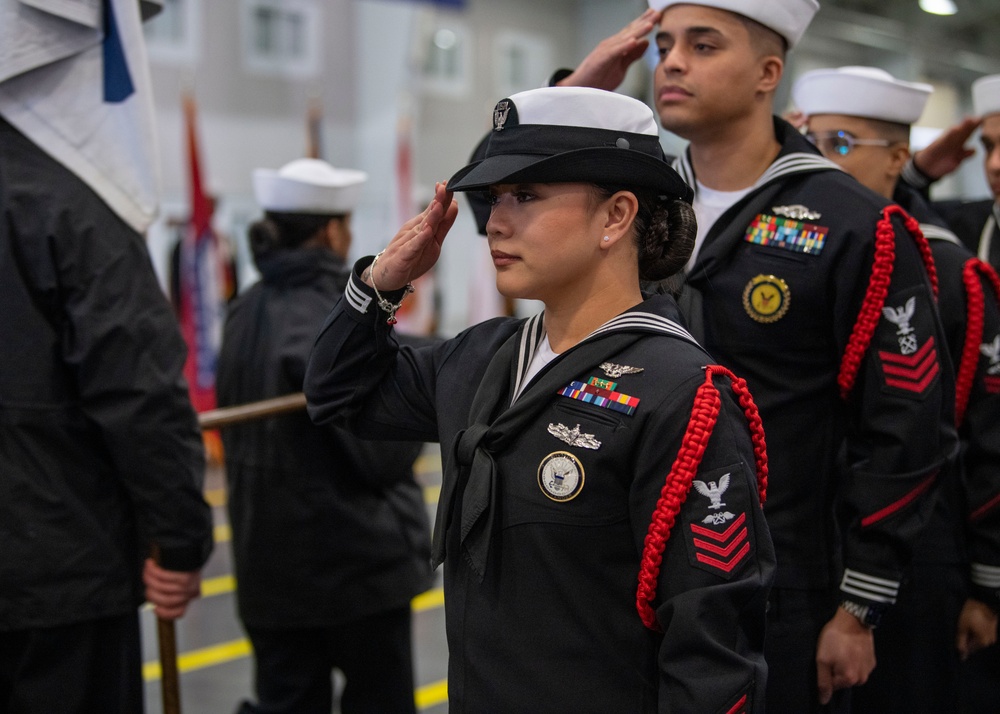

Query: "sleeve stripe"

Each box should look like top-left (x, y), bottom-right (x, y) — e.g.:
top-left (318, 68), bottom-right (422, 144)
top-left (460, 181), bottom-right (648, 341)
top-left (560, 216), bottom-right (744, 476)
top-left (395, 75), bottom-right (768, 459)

top-left (841, 569), bottom-right (900, 604)
top-left (860, 473), bottom-right (937, 527)
top-left (345, 273), bottom-right (372, 314)
top-left (970, 492), bottom-right (1000, 523)
top-left (971, 563), bottom-right (1000, 589)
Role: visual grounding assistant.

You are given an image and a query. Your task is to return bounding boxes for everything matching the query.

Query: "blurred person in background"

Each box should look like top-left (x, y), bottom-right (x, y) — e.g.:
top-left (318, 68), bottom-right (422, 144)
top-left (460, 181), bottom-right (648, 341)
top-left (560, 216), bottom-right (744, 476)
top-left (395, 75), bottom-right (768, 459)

top-left (216, 158), bottom-right (432, 714)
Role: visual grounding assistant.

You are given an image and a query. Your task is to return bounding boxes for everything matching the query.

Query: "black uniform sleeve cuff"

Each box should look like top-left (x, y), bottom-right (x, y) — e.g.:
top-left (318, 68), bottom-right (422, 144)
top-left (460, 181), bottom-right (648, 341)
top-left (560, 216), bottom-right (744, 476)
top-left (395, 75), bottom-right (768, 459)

top-left (901, 157), bottom-right (933, 190)
top-left (548, 68), bottom-right (574, 86)
top-left (345, 256), bottom-right (409, 319)
top-left (970, 563), bottom-right (1000, 614)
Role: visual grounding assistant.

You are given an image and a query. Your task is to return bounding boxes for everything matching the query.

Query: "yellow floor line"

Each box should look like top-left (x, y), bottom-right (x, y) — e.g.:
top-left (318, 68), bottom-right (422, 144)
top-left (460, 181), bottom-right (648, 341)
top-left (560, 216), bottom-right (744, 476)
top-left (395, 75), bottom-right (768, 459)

top-left (200, 574), bottom-right (236, 598)
top-left (143, 638), bottom-right (252, 681)
top-left (415, 679), bottom-right (449, 709)
top-left (204, 488), bottom-right (226, 507)
top-left (214, 523), bottom-right (231, 543)
top-left (413, 451), bottom-right (443, 475)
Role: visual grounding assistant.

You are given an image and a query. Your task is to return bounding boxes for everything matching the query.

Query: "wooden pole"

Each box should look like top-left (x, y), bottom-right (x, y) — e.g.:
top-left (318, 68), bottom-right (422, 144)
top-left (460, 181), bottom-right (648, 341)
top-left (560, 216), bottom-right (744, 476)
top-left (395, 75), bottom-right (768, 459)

top-left (150, 544), bottom-right (181, 714)
top-left (197, 393), bottom-right (308, 430)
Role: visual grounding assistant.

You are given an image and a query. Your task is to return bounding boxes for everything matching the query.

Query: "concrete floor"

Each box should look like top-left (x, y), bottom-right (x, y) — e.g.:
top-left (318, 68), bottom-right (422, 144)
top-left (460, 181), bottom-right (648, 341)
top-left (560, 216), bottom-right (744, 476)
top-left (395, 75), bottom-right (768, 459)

top-left (141, 445), bottom-right (449, 714)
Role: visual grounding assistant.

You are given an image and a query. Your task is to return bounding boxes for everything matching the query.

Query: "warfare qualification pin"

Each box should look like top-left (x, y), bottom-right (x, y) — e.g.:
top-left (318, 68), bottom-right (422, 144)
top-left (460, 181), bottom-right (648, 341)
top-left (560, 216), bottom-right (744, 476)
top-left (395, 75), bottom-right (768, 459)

top-left (743, 274), bottom-right (790, 324)
top-left (537, 451), bottom-right (585, 502)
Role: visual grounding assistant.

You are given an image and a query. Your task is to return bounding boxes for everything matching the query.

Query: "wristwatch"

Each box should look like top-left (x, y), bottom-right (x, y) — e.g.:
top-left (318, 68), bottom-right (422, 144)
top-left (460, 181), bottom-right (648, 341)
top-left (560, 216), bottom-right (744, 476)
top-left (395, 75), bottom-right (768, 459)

top-left (840, 599), bottom-right (884, 629)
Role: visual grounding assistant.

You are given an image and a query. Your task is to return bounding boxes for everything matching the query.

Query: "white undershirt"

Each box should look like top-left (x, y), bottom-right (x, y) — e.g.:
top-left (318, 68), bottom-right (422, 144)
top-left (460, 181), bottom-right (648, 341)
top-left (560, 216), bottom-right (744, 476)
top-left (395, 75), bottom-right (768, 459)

top-left (515, 333), bottom-right (558, 401)
top-left (686, 180), bottom-right (753, 272)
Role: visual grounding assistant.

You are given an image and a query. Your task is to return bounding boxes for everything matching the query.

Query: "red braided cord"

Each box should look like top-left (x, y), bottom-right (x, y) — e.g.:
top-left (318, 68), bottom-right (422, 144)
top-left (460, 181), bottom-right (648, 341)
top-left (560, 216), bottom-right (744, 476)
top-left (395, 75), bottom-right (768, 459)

top-left (837, 208), bottom-right (896, 399)
top-left (708, 366), bottom-right (769, 505)
top-left (636, 369), bottom-right (721, 631)
top-left (897, 207), bottom-right (938, 298)
top-left (838, 205), bottom-right (939, 400)
top-left (957, 259), bottom-right (1000, 426)
top-left (957, 259), bottom-right (987, 427)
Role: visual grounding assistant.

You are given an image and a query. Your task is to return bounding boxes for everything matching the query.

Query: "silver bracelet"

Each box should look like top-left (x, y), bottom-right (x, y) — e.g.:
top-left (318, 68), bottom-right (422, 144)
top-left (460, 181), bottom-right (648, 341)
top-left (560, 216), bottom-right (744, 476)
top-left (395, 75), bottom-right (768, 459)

top-left (369, 251), bottom-right (413, 326)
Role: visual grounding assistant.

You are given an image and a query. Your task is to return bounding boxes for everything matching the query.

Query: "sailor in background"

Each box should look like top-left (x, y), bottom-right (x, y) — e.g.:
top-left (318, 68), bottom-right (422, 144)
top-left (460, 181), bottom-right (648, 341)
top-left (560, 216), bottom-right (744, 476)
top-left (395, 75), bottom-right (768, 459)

top-left (216, 158), bottom-right (432, 714)
top-left (0, 1), bottom-right (213, 711)
top-left (557, 1), bottom-right (957, 709)
top-left (305, 86), bottom-right (775, 713)
top-left (904, 75), bottom-right (1000, 275)
top-left (794, 65), bottom-right (1000, 714)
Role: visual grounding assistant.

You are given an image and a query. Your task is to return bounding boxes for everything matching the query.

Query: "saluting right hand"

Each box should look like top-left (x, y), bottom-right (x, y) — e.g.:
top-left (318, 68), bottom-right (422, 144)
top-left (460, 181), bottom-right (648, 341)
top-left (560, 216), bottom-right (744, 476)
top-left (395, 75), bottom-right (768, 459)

top-left (364, 181), bottom-right (458, 292)
top-left (912, 116), bottom-right (982, 181)
top-left (556, 8), bottom-right (662, 92)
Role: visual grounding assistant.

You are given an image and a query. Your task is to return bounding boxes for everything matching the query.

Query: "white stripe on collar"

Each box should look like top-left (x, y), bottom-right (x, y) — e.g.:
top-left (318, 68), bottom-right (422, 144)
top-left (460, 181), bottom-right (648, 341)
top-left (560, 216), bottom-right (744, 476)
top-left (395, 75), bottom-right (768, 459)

top-left (511, 309), bottom-right (698, 400)
top-left (510, 313), bottom-right (545, 400)
top-left (919, 222), bottom-right (962, 246)
top-left (673, 151), bottom-right (840, 201)
top-left (980, 209), bottom-right (998, 263)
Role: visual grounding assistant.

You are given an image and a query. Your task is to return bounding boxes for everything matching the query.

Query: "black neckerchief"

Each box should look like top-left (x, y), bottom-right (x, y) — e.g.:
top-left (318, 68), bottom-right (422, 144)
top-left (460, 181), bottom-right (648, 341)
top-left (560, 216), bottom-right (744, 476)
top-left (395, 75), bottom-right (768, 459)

top-left (431, 300), bottom-right (699, 581)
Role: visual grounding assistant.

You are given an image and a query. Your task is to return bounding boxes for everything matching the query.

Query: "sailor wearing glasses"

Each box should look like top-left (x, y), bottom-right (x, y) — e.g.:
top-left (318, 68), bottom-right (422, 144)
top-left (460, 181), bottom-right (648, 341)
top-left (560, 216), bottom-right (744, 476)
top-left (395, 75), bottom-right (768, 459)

top-left (794, 64), bottom-right (1000, 714)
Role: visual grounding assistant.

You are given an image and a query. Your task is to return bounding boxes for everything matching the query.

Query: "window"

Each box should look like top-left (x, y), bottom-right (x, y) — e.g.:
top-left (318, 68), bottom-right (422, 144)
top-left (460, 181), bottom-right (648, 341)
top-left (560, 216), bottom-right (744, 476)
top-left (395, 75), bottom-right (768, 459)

top-left (144, 0), bottom-right (200, 65)
top-left (420, 20), bottom-right (471, 98)
top-left (493, 31), bottom-right (553, 98)
top-left (241, 0), bottom-right (321, 79)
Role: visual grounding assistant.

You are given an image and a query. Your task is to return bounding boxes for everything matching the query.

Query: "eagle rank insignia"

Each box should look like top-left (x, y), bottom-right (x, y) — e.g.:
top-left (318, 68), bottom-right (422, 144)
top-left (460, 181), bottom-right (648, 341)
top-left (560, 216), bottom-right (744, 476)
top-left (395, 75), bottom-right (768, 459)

top-left (538, 452), bottom-right (585, 502)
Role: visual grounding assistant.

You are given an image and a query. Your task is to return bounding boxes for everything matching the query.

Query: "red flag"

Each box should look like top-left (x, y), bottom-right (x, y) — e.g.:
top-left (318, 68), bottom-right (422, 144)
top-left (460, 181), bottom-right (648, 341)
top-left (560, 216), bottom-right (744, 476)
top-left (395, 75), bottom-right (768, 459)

top-left (177, 93), bottom-right (224, 415)
top-left (392, 112), bottom-right (437, 335)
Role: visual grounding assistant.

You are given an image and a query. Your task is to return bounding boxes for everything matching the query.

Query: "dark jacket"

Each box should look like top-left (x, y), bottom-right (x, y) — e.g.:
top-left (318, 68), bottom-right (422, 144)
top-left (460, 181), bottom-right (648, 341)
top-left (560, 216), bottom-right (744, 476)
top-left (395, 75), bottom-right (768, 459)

top-left (0, 118), bottom-right (213, 631)
top-left (895, 185), bottom-right (1000, 609)
top-left (216, 247), bottom-right (432, 629)
top-left (675, 119), bottom-right (956, 607)
top-left (305, 265), bottom-right (775, 714)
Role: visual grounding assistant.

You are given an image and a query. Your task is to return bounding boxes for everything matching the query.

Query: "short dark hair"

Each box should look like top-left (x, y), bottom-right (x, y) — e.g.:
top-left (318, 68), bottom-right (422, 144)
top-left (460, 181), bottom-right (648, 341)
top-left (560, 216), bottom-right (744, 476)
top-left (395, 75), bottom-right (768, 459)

top-left (735, 14), bottom-right (787, 58)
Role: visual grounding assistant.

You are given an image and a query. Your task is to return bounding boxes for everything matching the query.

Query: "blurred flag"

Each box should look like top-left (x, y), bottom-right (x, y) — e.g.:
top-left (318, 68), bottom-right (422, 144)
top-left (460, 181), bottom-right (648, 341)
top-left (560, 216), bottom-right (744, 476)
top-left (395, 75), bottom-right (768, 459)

top-left (392, 110), bottom-right (438, 336)
top-left (306, 95), bottom-right (323, 159)
top-left (0, 0), bottom-right (160, 232)
top-left (177, 93), bottom-right (224, 417)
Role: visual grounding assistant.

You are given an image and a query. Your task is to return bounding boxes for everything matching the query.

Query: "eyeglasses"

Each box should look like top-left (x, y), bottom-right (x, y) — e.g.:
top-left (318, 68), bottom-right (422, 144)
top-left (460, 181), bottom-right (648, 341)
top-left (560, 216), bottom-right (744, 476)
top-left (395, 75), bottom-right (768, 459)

top-left (805, 130), bottom-right (893, 157)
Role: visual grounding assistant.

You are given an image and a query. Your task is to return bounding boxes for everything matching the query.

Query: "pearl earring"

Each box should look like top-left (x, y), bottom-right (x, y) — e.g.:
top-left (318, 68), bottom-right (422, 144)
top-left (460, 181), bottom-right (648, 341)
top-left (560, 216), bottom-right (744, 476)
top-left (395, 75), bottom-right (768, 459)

top-left (602, 236), bottom-right (610, 243)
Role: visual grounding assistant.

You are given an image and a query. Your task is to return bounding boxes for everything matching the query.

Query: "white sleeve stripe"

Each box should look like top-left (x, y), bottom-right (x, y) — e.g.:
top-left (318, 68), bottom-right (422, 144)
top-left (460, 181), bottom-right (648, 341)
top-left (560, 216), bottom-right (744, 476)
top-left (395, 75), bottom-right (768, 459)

top-left (840, 584), bottom-right (898, 604)
top-left (841, 569), bottom-right (900, 602)
top-left (345, 274), bottom-right (372, 314)
top-left (842, 569), bottom-right (901, 588)
top-left (971, 563), bottom-right (1000, 588)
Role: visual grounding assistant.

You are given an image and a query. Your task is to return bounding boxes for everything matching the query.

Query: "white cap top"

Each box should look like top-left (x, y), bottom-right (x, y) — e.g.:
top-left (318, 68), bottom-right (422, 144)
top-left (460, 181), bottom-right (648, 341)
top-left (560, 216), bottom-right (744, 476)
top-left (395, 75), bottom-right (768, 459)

top-left (649, 0), bottom-right (819, 48)
top-left (973, 74), bottom-right (1000, 118)
top-left (253, 158), bottom-right (368, 214)
top-left (505, 86), bottom-right (660, 135)
top-left (792, 66), bottom-right (932, 125)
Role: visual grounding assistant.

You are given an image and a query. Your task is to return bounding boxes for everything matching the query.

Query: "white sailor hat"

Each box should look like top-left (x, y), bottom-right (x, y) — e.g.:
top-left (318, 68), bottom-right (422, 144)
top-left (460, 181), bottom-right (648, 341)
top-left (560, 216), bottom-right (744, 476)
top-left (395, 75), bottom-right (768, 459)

top-left (972, 74), bottom-right (1000, 118)
top-left (792, 66), bottom-right (932, 125)
top-left (253, 158), bottom-right (368, 214)
top-left (648, 0), bottom-right (819, 48)
top-left (447, 86), bottom-right (692, 202)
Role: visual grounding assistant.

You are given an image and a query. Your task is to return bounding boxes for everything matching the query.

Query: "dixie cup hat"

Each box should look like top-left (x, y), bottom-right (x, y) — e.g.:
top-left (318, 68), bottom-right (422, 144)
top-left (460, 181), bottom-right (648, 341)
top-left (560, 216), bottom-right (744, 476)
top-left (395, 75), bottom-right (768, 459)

top-left (648, 0), bottom-right (819, 48)
top-left (972, 74), bottom-right (1000, 118)
top-left (253, 158), bottom-right (368, 214)
top-left (792, 66), bottom-right (933, 125)
top-left (447, 86), bottom-right (693, 203)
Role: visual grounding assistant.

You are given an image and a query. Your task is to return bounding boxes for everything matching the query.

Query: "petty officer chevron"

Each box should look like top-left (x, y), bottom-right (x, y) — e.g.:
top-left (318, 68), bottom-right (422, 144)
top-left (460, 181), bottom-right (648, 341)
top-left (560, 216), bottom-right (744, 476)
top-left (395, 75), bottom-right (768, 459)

top-left (626, 0), bottom-right (959, 710)
top-left (305, 86), bottom-right (776, 713)
top-left (794, 65), bottom-right (1000, 714)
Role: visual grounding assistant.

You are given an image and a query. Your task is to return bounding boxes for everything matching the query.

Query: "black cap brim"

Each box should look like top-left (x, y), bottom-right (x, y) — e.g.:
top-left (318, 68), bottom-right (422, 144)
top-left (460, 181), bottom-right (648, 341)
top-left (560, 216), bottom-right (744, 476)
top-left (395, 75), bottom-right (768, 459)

top-left (447, 146), bottom-right (692, 203)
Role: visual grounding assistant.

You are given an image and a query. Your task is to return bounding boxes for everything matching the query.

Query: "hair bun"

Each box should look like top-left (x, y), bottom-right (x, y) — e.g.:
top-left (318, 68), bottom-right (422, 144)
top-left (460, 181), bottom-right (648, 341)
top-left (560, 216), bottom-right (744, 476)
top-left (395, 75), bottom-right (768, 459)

top-left (638, 197), bottom-right (697, 281)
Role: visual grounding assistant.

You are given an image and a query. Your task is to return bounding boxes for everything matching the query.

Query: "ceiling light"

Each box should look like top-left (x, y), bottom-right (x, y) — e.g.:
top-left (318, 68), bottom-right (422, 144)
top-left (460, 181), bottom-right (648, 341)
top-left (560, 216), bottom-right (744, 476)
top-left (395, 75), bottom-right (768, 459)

top-left (919, 0), bottom-right (957, 16)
